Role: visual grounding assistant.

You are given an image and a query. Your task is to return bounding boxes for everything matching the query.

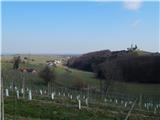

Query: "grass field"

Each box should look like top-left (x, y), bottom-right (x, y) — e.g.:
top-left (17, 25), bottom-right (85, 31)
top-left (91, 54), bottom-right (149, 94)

top-left (4, 96), bottom-right (160, 120)
top-left (1, 54), bottom-right (69, 64)
top-left (4, 97), bottom-right (116, 120)
top-left (2, 53), bottom-right (160, 94)
top-left (2, 61), bottom-right (160, 95)
top-left (1, 55), bottom-right (160, 120)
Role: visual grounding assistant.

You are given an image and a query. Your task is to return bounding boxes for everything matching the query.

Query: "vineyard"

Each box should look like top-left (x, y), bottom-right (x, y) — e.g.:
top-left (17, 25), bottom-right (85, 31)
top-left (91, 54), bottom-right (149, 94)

top-left (1, 61), bottom-right (160, 120)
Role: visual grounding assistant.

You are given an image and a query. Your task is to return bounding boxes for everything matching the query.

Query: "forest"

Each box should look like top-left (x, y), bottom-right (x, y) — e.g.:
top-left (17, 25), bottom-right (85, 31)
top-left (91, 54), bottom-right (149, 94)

top-left (67, 49), bottom-right (160, 83)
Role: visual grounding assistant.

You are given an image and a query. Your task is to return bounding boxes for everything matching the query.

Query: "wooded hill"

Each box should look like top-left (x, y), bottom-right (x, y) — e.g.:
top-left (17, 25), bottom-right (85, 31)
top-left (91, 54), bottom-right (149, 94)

top-left (67, 49), bottom-right (160, 83)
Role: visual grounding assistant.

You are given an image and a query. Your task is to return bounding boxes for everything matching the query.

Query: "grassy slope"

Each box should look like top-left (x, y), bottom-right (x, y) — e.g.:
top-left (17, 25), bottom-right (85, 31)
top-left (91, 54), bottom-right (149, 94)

top-left (2, 56), bottom-right (160, 120)
top-left (1, 55), bottom-right (58, 64)
top-left (55, 67), bottom-right (160, 95)
top-left (2, 61), bottom-right (160, 95)
top-left (4, 97), bottom-right (159, 120)
top-left (111, 82), bottom-right (160, 95)
top-left (55, 67), bottom-right (100, 88)
top-left (4, 97), bottom-right (115, 120)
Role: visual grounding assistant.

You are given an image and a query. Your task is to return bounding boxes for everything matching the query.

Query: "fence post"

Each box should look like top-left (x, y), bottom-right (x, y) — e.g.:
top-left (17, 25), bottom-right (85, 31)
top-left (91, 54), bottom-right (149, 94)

top-left (1, 77), bottom-right (4, 120)
top-left (124, 99), bottom-right (137, 120)
top-left (70, 95), bottom-right (72, 100)
top-left (22, 76), bottom-right (25, 99)
top-left (139, 94), bottom-right (142, 109)
top-left (78, 99), bottom-right (81, 110)
top-left (51, 92), bottom-right (55, 100)
top-left (85, 97), bottom-right (89, 107)
top-left (40, 89), bottom-right (42, 95)
top-left (6, 89), bottom-right (9, 97)
top-left (28, 90), bottom-right (32, 100)
top-left (16, 90), bottom-right (19, 99)
top-left (21, 88), bottom-right (24, 94)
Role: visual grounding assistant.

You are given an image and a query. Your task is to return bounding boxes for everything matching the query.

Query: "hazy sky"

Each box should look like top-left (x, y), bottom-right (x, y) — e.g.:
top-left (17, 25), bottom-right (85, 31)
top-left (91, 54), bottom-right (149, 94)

top-left (2, 1), bottom-right (159, 54)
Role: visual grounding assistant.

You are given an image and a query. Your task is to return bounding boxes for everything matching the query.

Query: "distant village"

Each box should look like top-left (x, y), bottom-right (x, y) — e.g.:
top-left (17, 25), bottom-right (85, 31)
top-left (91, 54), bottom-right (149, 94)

top-left (46, 59), bottom-right (62, 67)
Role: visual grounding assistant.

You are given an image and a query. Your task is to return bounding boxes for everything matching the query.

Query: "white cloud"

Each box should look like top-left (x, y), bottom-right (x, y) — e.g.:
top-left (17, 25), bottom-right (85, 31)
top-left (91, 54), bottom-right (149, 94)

top-left (123, 0), bottom-right (142, 11)
top-left (131, 19), bottom-right (141, 28)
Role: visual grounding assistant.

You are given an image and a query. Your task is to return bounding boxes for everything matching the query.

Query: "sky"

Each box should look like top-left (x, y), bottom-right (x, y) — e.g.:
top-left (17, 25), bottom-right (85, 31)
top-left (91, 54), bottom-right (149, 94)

top-left (1, 1), bottom-right (160, 54)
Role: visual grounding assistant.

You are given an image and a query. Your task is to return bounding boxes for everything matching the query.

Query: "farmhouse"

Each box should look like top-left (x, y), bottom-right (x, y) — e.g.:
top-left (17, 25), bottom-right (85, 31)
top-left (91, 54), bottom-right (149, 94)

top-left (18, 68), bottom-right (37, 74)
top-left (54, 60), bottom-right (61, 65)
top-left (46, 59), bottom-right (62, 67)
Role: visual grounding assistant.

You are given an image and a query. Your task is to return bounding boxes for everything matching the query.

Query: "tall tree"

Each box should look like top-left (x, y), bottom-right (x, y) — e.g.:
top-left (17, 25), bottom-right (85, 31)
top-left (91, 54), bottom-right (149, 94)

top-left (13, 56), bottom-right (21, 69)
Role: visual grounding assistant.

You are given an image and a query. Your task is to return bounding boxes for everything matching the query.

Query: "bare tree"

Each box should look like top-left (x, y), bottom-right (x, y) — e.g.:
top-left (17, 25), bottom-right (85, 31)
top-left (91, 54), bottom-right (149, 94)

top-left (39, 66), bottom-right (55, 95)
top-left (13, 56), bottom-right (21, 69)
top-left (102, 59), bottom-right (122, 96)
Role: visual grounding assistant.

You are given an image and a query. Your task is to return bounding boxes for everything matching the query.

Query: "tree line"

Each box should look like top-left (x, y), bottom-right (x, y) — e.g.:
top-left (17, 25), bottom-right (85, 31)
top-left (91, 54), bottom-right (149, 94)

top-left (67, 50), bottom-right (160, 84)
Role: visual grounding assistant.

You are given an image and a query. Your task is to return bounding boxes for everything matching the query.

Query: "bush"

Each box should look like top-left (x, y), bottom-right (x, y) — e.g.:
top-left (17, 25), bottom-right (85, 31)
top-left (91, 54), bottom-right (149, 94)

top-left (39, 66), bottom-right (55, 85)
top-left (72, 79), bottom-right (88, 90)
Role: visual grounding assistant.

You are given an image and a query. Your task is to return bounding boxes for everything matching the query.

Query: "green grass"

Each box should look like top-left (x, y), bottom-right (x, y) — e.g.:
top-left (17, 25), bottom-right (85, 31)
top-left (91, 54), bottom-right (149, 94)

top-left (1, 61), bottom-right (100, 89)
top-left (4, 97), bottom-right (159, 120)
top-left (2, 56), bottom-right (160, 120)
top-left (1, 54), bottom-right (61, 64)
top-left (4, 97), bottom-right (115, 120)
top-left (110, 82), bottom-right (160, 95)
top-left (2, 61), bottom-right (160, 95)
top-left (55, 67), bottom-right (100, 88)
